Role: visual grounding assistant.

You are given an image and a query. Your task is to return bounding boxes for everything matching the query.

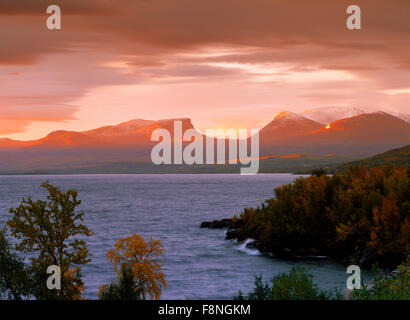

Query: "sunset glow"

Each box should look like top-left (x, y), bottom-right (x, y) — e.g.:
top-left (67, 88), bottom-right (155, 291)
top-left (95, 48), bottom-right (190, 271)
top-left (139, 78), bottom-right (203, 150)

top-left (0, 1), bottom-right (409, 141)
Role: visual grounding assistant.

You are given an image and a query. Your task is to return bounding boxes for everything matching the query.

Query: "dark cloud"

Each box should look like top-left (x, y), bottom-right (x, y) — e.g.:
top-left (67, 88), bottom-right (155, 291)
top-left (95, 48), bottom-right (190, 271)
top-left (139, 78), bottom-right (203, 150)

top-left (0, 0), bottom-right (120, 15)
top-left (1, 0), bottom-right (409, 65)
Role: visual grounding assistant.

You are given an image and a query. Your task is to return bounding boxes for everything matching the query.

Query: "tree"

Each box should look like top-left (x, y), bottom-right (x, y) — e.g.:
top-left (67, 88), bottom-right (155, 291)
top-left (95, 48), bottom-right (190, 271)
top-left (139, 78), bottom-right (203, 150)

top-left (98, 264), bottom-right (142, 300)
top-left (100, 234), bottom-right (166, 300)
top-left (369, 193), bottom-right (410, 258)
top-left (7, 181), bottom-right (93, 300)
top-left (0, 228), bottom-right (31, 299)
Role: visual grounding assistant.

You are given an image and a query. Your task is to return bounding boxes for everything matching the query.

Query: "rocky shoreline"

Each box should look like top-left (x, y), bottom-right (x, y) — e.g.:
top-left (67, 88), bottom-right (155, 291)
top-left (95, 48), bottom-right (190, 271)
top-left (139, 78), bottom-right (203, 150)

top-left (200, 218), bottom-right (381, 264)
top-left (200, 218), bottom-right (333, 261)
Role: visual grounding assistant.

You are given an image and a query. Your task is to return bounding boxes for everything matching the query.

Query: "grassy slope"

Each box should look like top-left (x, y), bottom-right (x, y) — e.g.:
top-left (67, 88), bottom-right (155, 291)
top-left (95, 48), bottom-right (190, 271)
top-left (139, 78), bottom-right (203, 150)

top-left (340, 145), bottom-right (410, 170)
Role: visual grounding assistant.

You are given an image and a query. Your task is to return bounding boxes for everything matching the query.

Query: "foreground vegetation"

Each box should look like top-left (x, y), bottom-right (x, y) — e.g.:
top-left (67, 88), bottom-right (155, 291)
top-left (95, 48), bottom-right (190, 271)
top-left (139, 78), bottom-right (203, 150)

top-left (0, 182), bottom-right (165, 300)
top-left (238, 259), bottom-right (409, 300)
top-left (233, 165), bottom-right (409, 268)
top-left (351, 257), bottom-right (409, 300)
top-left (232, 164), bottom-right (409, 300)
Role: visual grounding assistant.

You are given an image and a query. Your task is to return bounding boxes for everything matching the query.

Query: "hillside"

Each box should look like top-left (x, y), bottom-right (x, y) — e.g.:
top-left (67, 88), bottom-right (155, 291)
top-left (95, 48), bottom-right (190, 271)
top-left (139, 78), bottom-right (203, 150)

top-left (341, 145), bottom-right (410, 170)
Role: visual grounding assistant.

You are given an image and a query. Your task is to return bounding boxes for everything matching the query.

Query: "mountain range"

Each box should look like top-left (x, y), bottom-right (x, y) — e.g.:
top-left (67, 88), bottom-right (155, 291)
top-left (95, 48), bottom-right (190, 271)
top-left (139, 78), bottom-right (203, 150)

top-left (259, 110), bottom-right (410, 155)
top-left (0, 110), bottom-right (409, 173)
top-left (0, 118), bottom-right (195, 149)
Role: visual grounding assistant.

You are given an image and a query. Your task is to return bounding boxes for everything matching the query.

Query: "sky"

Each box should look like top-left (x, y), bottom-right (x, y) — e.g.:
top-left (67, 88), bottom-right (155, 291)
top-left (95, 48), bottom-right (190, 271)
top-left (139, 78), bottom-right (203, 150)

top-left (0, 0), bottom-right (409, 140)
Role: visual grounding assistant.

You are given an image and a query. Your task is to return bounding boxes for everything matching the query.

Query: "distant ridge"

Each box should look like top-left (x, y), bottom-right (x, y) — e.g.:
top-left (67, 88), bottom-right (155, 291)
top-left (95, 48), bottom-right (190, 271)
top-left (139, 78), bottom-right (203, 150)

top-left (0, 111), bottom-right (410, 174)
top-left (0, 118), bottom-right (196, 149)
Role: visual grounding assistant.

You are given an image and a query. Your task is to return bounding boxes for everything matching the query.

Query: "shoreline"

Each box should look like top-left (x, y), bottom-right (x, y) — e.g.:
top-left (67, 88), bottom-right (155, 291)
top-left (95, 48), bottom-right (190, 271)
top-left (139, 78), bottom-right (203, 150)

top-left (200, 218), bottom-right (369, 267)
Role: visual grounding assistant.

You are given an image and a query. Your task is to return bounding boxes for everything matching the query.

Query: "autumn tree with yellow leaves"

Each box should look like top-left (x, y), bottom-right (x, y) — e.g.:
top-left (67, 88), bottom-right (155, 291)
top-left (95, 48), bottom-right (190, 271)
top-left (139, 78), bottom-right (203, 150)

top-left (99, 234), bottom-right (166, 300)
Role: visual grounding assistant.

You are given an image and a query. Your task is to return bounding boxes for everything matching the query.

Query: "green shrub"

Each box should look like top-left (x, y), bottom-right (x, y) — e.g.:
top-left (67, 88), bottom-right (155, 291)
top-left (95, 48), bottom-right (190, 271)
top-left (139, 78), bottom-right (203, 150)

top-left (351, 256), bottom-right (410, 300)
top-left (236, 267), bottom-right (341, 300)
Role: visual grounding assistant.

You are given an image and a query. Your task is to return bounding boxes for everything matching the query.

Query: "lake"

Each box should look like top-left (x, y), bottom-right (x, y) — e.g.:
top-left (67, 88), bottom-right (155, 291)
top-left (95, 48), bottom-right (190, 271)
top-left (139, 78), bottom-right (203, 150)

top-left (0, 174), bottom-right (352, 299)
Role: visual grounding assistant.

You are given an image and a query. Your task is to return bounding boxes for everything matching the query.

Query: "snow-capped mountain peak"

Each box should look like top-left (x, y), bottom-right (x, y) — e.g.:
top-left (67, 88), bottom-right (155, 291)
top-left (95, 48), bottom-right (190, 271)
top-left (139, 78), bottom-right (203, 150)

top-left (300, 107), bottom-right (365, 124)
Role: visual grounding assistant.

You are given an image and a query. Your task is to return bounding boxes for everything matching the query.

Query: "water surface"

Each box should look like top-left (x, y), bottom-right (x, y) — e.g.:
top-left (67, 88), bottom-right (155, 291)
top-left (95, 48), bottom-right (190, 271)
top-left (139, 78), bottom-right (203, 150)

top-left (0, 174), bottom-right (353, 299)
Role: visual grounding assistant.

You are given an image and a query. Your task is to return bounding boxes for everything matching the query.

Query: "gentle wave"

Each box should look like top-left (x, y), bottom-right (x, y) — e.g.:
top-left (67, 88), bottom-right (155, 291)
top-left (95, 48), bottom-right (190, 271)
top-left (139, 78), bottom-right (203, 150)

top-left (235, 239), bottom-right (261, 256)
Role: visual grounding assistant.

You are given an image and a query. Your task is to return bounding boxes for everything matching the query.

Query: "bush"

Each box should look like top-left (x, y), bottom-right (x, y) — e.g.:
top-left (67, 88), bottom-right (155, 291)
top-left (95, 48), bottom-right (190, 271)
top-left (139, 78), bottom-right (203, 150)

top-left (236, 267), bottom-right (341, 300)
top-left (351, 255), bottom-right (410, 300)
